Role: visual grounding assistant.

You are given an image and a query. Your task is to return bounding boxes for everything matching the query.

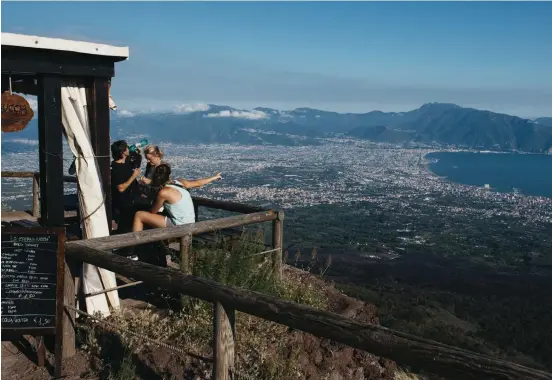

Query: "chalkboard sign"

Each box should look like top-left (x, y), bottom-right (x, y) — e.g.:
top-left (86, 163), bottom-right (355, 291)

top-left (1, 227), bottom-right (66, 334)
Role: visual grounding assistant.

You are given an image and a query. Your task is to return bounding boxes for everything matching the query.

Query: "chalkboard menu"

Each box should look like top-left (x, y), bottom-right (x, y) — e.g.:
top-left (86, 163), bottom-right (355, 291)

top-left (1, 227), bottom-right (66, 333)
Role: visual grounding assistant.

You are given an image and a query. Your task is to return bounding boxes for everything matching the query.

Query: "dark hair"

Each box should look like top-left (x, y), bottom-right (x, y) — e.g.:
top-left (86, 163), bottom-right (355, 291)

top-left (111, 140), bottom-right (128, 160)
top-left (151, 163), bottom-right (171, 187)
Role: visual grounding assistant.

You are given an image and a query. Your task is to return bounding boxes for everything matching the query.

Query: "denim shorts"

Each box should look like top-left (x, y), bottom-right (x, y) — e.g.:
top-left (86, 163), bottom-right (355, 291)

top-left (165, 217), bottom-right (175, 227)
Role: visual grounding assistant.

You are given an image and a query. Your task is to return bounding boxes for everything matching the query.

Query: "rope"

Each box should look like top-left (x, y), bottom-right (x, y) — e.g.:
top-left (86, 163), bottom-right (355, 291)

top-left (40, 149), bottom-right (112, 161)
top-left (79, 193), bottom-right (106, 222)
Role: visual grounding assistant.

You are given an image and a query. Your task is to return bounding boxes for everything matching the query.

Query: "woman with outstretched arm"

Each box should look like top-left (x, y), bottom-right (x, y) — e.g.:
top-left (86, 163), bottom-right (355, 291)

top-left (132, 164), bottom-right (222, 232)
top-left (175, 172), bottom-right (222, 189)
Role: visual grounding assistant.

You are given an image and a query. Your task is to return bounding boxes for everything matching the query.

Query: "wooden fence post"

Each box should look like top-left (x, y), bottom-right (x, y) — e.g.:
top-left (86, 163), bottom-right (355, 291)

top-left (213, 302), bottom-right (235, 380)
top-left (180, 234), bottom-right (192, 274)
top-left (32, 172), bottom-right (40, 217)
top-left (194, 203), bottom-right (199, 222)
top-left (62, 261), bottom-right (76, 358)
top-left (271, 211), bottom-right (284, 280)
top-left (180, 234), bottom-right (192, 309)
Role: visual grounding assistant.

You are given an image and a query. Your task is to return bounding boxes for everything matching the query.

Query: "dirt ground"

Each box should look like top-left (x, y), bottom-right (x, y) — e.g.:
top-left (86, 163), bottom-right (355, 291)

top-left (1, 337), bottom-right (96, 380)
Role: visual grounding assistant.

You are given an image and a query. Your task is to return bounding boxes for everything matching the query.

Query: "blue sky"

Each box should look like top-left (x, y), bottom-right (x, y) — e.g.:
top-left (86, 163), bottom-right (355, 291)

top-left (2, 1), bottom-right (551, 117)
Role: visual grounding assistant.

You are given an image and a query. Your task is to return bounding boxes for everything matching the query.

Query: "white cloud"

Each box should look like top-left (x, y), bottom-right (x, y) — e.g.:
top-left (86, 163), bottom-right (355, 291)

top-left (27, 98), bottom-right (38, 112)
top-left (205, 109), bottom-right (268, 120)
top-left (118, 109), bottom-right (135, 117)
top-left (174, 103), bottom-right (210, 113)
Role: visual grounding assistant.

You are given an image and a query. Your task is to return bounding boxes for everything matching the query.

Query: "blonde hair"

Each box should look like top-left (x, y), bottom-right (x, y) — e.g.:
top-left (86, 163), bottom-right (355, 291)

top-left (144, 145), bottom-right (164, 159)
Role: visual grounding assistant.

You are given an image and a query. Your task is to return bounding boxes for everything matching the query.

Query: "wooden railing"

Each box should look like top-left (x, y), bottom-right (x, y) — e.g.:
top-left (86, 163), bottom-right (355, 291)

top-left (66, 232), bottom-right (552, 380)
top-left (1, 171), bottom-right (77, 217)
top-left (1, 169), bottom-right (283, 275)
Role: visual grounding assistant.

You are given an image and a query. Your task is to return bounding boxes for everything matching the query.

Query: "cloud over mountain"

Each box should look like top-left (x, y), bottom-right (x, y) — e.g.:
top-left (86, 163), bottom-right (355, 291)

top-left (205, 109), bottom-right (268, 120)
top-left (174, 103), bottom-right (211, 113)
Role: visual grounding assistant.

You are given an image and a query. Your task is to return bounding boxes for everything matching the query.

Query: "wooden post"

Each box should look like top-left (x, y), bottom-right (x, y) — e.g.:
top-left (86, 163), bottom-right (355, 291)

top-left (180, 234), bottom-right (192, 308)
top-left (212, 302), bottom-right (235, 380)
top-left (194, 202), bottom-right (199, 222)
top-left (271, 211), bottom-right (284, 280)
top-left (88, 77), bottom-right (112, 233)
top-left (180, 234), bottom-right (192, 274)
top-left (62, 262), bottom-right (76, 359)
top-left (37, 336), bottom-right (45, 367)
top-left (32, 172), bottom-right (39, 217)
top-left (37, 75), bottom-right (64, 227)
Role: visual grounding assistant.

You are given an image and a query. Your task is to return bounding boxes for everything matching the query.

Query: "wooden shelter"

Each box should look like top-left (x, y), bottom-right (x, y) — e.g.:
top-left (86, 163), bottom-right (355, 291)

top-left (1, 33), bottom-right (129, 229)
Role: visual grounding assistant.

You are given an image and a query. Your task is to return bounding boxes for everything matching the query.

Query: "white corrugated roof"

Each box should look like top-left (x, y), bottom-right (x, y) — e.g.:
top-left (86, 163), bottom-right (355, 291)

top-left (1, 33), bottom-right (129, 59)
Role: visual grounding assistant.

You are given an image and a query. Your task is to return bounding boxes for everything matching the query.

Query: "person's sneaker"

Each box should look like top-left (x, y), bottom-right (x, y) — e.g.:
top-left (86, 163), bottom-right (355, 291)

top-left (128, 255), bottom-right (139, 261)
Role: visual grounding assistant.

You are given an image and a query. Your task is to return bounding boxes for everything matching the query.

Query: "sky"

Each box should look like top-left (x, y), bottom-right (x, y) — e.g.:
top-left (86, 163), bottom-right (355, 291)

top-left (1, 1), bottom-right (552, 118)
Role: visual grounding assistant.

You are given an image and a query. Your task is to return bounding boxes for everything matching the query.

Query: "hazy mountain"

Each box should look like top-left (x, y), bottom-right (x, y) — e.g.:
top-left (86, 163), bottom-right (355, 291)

top-left (3, 103), bottom-right (552, 153)
top-left (534, 117), bottom-right (552, 127)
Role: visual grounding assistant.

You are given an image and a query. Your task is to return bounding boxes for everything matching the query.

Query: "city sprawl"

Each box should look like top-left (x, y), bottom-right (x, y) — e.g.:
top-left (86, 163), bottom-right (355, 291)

top-left (2, 138), bottom-right (551, 264)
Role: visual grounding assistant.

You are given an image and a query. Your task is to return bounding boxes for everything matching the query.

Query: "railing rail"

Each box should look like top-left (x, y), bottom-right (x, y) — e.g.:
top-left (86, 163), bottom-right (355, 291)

top-left (1, 170), bottom-right (77, 182)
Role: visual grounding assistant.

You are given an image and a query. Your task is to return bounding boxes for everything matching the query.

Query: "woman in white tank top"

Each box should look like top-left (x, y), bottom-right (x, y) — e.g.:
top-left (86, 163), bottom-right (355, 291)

top-left (132, 164), bottom-right (222, 232)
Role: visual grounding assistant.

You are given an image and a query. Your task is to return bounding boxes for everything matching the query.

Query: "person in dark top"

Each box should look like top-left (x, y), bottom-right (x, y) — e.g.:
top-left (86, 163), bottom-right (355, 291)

top-left (110, 140), bottom-right (141, 234)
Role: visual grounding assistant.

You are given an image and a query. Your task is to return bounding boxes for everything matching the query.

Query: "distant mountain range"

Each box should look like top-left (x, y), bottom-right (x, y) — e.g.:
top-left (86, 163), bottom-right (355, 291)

top-left (4, 103), bottom-right (552, 153)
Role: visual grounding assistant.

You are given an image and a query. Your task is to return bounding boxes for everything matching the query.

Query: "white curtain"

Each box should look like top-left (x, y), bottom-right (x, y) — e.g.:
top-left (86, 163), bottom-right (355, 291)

top-left (61, 82), bottom-right (120, 317)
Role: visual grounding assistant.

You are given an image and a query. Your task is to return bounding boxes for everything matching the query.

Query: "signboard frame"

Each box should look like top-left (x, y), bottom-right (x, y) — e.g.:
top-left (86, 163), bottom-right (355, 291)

top-left (1, 226), bottom-right (66, 376)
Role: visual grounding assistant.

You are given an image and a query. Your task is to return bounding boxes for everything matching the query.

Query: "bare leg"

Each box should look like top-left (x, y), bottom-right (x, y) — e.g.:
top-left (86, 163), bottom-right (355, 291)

top-left (133, 211), bottom-right (167, 232)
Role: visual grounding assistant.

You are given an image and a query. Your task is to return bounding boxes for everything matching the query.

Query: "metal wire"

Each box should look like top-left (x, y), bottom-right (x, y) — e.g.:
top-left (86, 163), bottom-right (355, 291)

top-left (66, 304), bottom-right (212, 363)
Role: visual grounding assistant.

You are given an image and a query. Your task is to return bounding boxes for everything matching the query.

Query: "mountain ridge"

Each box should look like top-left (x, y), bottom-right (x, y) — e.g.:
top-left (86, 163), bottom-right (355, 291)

top-left (3, 103), bottom-right (552, 153)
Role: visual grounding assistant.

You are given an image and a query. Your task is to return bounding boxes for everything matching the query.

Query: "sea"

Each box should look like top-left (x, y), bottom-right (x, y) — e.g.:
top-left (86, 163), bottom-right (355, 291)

top-left (426, 151), bottom-right (552, 198)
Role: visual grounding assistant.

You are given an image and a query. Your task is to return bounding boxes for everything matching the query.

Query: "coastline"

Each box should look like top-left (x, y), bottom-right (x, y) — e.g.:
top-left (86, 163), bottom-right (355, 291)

top-left (422, 150), bottom-right (552, 199)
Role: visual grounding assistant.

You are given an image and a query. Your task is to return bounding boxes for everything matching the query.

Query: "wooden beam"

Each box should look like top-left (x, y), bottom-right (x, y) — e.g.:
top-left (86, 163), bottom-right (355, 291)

top-left (37, 75), bottom-right (64, 227)
top-left (87, 77), bottom-right (112, 232)
top-left (192, 197), bottom-right (268, 214)
top-left (2, 46), bottom-right (115, 77)
top-left (64, 244), bottom-right (552, 380)
top-left (213, 302), bottom-right (235, 380)
top-left (69, 211), bottom-right (278, 251)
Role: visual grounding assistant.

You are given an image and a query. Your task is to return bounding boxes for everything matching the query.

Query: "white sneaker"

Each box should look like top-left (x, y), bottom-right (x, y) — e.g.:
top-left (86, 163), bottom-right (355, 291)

top-left (128, 255), bottom-right (139, 261)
